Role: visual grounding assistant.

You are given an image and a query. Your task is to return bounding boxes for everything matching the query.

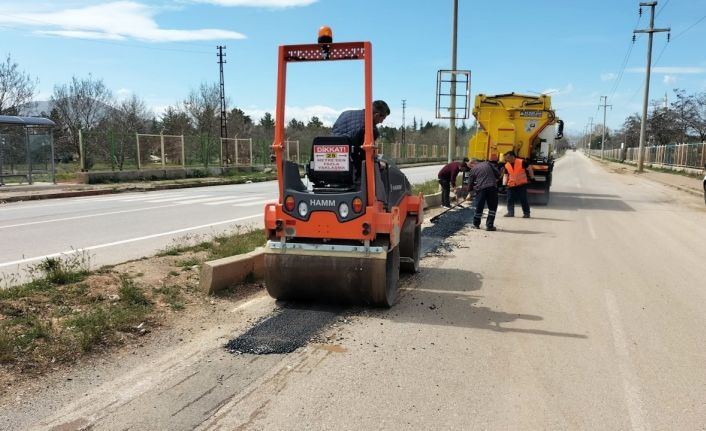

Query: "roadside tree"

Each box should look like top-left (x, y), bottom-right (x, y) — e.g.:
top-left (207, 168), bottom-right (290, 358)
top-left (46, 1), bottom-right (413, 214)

top-left (51, 75), bottom-right (113, 158)
top-left (0, 53), bottom-right (37, 115)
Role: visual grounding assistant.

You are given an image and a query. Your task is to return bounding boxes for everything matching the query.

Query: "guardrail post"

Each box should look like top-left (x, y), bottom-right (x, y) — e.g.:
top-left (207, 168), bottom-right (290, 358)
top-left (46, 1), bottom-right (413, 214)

top-left (160, 131), bottom-right (165, 169)
top-left (136, 132), bottom-right (141, 170)
top-left (79, 129), bottom-right (85, 172)
top-left (181, 135), bottom-right (185, 168)
top-left (25, 128), bottom-right (33, 184)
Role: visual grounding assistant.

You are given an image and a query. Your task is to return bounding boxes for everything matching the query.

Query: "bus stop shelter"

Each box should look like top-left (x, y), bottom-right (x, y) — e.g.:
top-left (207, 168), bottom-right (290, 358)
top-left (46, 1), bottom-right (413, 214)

top-left (0, 115), bottom-right (56, 185)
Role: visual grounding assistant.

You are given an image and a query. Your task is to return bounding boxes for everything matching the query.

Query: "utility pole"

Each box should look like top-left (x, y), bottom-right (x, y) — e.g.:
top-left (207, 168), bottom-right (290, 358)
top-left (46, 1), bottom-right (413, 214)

top-left (217, 46), bottom-right (228, 164)
top-left (447, 0), bottom-right (458, 162)
top-left (401, 99), bottom-right (406, 146)
top-left (599, 96), bottom-right (612, 160)
top-left (634, 1), bottom-right (670, 172)
top-left (588, 117), bottom-right (595, 154)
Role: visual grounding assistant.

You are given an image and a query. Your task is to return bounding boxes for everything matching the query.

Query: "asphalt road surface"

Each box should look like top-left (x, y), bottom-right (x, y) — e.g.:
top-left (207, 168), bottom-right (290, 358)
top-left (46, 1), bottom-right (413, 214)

top-left (3, 152), bottom-right (706, 430)
top-left (0, 165), bottom-right (443, 280)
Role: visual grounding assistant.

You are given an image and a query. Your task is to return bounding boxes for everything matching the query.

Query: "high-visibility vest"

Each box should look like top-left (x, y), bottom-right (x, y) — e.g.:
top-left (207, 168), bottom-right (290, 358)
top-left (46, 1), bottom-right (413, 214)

top-left (505, 159), bottom-right (528, 187)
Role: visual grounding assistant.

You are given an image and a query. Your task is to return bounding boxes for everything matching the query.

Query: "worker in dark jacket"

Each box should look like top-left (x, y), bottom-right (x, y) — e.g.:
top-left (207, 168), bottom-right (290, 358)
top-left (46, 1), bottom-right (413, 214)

top-left (438, 158), bottom-right (470, 208)
top-left (467, 156), bottom-right (501, 231)
top-left (332, 100), bottom-right (390, 179)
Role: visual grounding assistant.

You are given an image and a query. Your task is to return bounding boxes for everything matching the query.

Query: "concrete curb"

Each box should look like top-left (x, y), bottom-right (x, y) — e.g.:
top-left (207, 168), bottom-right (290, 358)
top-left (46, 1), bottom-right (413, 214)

top-left (198, 247), bottom-right (265, 295)
top-left (198, 192), bottom-right (445, 295)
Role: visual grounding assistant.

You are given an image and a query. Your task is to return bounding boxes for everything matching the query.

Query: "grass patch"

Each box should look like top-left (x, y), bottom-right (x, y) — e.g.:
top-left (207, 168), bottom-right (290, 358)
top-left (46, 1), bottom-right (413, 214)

top-left (208, 228), bottom-right (265, 260)
top-left (64, 276), bottom-right (152, 352)
top-left (412, 179), bottom-right (440, 196)
top-left (153, 285), bottom-right (185, 311)
top-left (177, 257), bottom-right (201, 269)
top-left (0, 263), bottom-right (156, 366)
top-left (157, 228), bottom-right (265, 260)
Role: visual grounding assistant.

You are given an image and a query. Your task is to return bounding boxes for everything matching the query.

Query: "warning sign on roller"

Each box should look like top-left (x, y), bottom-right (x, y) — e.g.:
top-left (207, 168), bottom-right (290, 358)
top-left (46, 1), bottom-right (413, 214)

top-left (313, 145), bottom-right (349, 172)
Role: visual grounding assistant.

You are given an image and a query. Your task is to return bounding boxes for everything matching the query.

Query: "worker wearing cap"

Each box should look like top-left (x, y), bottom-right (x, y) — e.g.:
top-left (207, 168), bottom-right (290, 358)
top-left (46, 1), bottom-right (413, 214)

top-left (437, 158), bottom-right (470, 208)
top-left (332, 100), bottom-right (390, 179)
top-left (503, 150), bottom-right (534, 218)
top-left (467, 155), bottom-right (501, 231)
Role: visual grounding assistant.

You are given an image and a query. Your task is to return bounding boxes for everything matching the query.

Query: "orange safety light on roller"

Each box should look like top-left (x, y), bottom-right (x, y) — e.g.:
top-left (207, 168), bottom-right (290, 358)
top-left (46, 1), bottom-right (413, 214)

top-left (317, 26), bottom-right (333, 43)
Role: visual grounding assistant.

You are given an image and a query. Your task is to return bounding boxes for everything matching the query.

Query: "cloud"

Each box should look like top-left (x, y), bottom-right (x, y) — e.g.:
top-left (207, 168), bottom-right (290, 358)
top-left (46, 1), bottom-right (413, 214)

top-left (626, 66), bottom-right (706, 74)
top-left (601, 72), bottom-right (617, 82)
top-left (0, 1), bottom-right (246, 42)
top-left (542, 83), bottom-right (574, 96)
top-left (663, 75), bottom-right (677, 85)
top-left (191, 0), bottom-right (317, 6)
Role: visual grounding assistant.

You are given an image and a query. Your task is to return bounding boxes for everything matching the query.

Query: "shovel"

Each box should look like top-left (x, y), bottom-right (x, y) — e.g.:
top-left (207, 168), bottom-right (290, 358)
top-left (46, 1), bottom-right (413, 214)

top-left (430, 194), bottom-right (470, 223)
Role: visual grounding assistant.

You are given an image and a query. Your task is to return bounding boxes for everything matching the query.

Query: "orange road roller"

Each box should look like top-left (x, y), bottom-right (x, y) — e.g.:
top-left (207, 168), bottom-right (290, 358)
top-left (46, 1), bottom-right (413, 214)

top-left (263, 28), bottom-right (424, 307)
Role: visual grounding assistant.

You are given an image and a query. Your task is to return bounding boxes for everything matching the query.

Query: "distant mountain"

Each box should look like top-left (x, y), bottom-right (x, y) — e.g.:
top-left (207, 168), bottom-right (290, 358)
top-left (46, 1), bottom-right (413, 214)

top-left (20, 100), bottom-right (52, 117)
top-left (20, 99), bottom-right (115, 119)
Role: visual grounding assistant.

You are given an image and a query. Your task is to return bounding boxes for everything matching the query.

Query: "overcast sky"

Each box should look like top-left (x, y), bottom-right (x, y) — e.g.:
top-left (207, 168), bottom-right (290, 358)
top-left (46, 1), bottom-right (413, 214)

top-left (1, 0), bottom-right (705, 138)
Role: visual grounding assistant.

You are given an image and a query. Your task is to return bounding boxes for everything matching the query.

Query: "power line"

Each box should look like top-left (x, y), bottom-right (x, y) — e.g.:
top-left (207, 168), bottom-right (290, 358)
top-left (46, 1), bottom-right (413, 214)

top-left (607, 11), bottom-right (643, 101)
top-left (655, 0), bottom-right (670, 17)
top-left (672, 13), bottom-right (706, 41)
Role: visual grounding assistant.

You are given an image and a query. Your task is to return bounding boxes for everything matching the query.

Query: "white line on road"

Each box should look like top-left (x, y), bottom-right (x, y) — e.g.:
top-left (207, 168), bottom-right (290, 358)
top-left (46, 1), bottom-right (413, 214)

top-left (78, 192), bottom-right (181, 202)
top-left (233, 200), bottom-right (271, 207)
top-left (0, 214), bottom-right (261, 268)
top-left (118, 193), bottom-right (188, 202)
top-left (605, 290), bottom-right (647, 431)
top-left (174, 195), bottom-right (258, 205)
top-left (146, 194), bottom-right (212, 203)
top-left (0, 203), bottom-right (186, 230)
top-left (203, 196), bottom-right (265, 206)
top-left (586, 216), bottom-right (597, 240)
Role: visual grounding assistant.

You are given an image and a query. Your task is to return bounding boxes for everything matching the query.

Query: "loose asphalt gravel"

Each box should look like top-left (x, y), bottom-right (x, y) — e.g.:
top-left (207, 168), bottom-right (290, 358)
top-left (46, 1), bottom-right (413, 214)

top-left (224, 204), bottom-right (475, 356)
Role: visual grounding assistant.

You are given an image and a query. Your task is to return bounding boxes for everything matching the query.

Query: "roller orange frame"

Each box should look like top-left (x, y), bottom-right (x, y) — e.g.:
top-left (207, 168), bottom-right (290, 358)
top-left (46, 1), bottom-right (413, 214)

top-left (264, 40), bottom-right (423, 244)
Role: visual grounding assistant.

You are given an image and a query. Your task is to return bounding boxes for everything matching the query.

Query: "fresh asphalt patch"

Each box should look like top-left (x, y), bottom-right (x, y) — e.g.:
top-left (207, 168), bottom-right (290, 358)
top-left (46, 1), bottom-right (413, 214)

top-left (225, 304), bottom-right (343, 355)
top-left (421, 204), bottom-right (474, 255)
top-left (225, 206), bottom-right (473, 356)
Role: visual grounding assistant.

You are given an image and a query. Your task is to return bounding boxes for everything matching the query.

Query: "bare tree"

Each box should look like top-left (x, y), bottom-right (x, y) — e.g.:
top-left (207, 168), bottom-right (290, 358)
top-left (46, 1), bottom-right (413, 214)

top-left (183, 82), bottom-right (222, 138)
top-left (99, 94), bottom-right (152, 170)
top-left (688, 91), bottom-right (706, 141)
top-left (0, 53), bottom-right (38, 115)
top-left (648, 100), bottom-right (679, 146)
top-left (107, 94), bottom-right (151, 134)
top-left (51, 75), bottom-right (113, 155)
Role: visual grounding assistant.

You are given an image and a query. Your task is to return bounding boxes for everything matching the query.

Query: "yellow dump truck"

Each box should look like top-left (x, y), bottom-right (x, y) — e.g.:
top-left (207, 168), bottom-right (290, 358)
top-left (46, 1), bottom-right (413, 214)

top-left (467, 93), bottom-right (563, 204)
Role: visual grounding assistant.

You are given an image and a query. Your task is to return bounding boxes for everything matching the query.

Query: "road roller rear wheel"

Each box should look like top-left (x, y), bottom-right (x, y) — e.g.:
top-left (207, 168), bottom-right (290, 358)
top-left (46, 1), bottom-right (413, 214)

top-left (370, 241), bottom-right (399, 307)
top-left (400, 216), bottom-right (420, 273)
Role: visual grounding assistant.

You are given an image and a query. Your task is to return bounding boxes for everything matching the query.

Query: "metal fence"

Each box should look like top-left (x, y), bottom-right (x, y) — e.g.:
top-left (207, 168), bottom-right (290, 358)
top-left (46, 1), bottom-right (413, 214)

top-left (592, 142), bottom-right (706, 170)
top-left (0, 123), bottom-right (55, 185)
top-left (77, 130), bottom-right (450, 172)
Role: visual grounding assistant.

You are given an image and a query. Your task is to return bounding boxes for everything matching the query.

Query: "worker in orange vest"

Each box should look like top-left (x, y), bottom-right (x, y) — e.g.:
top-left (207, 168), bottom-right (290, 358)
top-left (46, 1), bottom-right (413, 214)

top-left (502, 150), bottom-right (534, 218)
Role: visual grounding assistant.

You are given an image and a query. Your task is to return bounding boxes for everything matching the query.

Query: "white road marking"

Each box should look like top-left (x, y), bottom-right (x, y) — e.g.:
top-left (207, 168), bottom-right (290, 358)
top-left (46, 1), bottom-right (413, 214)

top-left (174, 195), bottom-right (251, 205)
top-left (119, 193), bottom-right (187, 202)
top-left (78, 192), bottom-right (180, 202)
top-left (233, 200), bottom-right (271, 207)
top-left (586, 216), bottom-right (597, 240)
top-left (146, 194), bottom-right (212, 203)
top-left (605, 290), bottom-right (647, 431)
top-left (0, 203), bottom-right (185, 230)
top-left (203, 196), bottom-right (265, 206)
top-left (0, 214), bottom-right (261, 268)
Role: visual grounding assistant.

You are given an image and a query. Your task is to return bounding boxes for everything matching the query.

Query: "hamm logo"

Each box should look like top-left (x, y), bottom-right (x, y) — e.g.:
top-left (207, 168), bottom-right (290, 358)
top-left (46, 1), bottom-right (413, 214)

top-left (310, 199), bottom-right (336, 207)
